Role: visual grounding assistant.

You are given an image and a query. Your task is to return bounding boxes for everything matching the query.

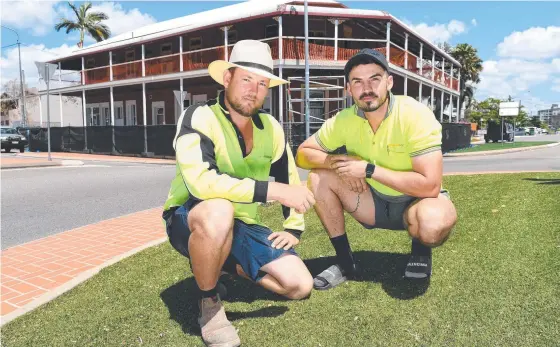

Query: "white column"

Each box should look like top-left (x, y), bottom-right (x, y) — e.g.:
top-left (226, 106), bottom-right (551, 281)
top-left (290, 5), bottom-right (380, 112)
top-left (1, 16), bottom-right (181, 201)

top-left (110, 86), bottom-right (114, 126)
top-left (109, 51), bottom-right (113, 81)
top-left (58, 62), bottom-right (63, 126)
top-left (440, 91), bottom-right (444, 122)
top-left (431, 86), bottom-right (435, 111)
top-left (457, 70), bottom-right (461, 92)
top-left (386, 22), bottom-right (391, 62)
top-left (142, 82), bottom-right (147, 153)
top-left (419, 43), bottom-right (423, 77)
top-left (82, 89), bottom-right (87, 150)
top-left (404, 75), bottom-right (408, 96)
top-left (334, 19), bottom-right (339, 61)
top-left (450, 95), bottom-right (454, 122)
top-left (442, 58), bottom-right (445, 83)
top-left (179, 78), bottom-right (183, 123)
top-left (224, 26), bottom-right (229, 61)
top-left (456, 93), bottom-right (460, 122)
top-left (419, 81), bottom-right (423, 103)
top-left (278, 15), bottom-right (284, 125)
top-left (404, 33), bottom-right (408, 69)
top-left (432, 51), bottom-right (435, 81)
top-left (142, 44), bottom-right (146, 77)
top-left (110, 86), bottom-right (115, 152)
top-left (179, 36), bottom-right (183, 72)
top-left (81, 57), bottom-right (85, 85)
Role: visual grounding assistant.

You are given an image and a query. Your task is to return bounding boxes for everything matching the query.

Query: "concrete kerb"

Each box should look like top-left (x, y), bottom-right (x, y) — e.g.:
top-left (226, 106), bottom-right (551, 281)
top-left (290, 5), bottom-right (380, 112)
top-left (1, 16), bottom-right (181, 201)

top-left (0, 237), bottom-right (168, 327)
top-left (444, 142), bottom-right (560, 157)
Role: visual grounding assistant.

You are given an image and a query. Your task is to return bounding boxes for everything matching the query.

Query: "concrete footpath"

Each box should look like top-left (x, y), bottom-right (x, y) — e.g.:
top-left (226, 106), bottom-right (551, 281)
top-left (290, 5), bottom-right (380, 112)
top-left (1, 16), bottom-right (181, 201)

top-left (1, 157), bottom-right (64, 169)
top-left (444, 141), bottom-right (559, 157)
top-left (16, 152), bottom-right (175, 165)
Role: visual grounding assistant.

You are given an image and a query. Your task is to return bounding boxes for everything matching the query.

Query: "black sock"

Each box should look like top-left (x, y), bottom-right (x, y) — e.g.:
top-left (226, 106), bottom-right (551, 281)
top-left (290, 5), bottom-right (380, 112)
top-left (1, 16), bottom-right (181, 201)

top-left (330, 234), bottom-right (355, 274)
top-left (200, 286), bottom-right (218, 299)
top-left (411, 238), bottom-right (432, 257)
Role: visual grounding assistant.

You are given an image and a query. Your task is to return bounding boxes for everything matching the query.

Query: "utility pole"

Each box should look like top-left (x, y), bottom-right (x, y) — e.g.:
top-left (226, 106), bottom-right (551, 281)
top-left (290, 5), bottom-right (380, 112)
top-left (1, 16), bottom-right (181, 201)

top-left (1, 25), bottom-right (26, 126)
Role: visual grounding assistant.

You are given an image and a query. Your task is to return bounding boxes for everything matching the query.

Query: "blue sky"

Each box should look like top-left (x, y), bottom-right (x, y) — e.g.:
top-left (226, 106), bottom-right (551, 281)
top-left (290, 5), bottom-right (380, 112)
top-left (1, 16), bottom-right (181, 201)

top-left (1, 0), bottom-right (559, 114)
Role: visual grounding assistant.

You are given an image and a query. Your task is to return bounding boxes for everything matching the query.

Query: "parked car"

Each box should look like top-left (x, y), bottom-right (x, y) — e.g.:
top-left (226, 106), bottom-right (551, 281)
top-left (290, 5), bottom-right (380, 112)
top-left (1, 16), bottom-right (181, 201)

top-left (1, 126), bottom-right (28, 153)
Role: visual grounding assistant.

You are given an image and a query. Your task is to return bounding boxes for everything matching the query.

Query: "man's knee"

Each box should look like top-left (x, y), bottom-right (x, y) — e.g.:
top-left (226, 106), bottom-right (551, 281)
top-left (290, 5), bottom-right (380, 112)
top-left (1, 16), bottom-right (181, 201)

top-left (188, 199), bottom-right (235, 244)
top-left (307, 168), bottom-right (337, 192)
top-left (283, 273), bottom-right (313, 300)
top-left (415, 200), bottom-right (457, 247)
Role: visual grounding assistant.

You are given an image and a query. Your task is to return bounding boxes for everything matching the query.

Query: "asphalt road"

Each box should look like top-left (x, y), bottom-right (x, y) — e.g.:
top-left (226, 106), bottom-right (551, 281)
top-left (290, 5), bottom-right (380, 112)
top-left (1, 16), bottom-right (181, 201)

top-left (1, 139), bottom-right (558, 249)
top-left (1, 160), bottom-right (175, 249)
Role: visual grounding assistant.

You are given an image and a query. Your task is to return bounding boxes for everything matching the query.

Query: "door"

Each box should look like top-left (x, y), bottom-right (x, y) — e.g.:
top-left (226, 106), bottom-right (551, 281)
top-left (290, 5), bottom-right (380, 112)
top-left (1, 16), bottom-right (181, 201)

top-left (113, 101), bottom-right (124, 126)
top-left (152, 101), bottom-right (165, 125)
top-left (125, 100), bottom-right (137, 126)
top-left (90, 105), bottom-right (100, 126)
top-left (100, 102), bottom-right (110, 126)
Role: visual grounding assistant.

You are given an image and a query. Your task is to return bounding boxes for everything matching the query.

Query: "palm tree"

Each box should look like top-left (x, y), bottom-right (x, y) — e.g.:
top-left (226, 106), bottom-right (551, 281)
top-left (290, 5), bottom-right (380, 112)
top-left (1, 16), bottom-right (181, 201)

top-left (55, 2), bottom-right (110, 48)
top-left (450, 43), bottom-right (483, 119)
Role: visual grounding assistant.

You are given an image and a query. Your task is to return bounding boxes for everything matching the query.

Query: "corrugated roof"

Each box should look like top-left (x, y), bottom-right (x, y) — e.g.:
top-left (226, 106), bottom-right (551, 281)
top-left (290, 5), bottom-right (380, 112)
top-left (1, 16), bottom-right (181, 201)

top-left (47, 0), bottom-right (459, 66)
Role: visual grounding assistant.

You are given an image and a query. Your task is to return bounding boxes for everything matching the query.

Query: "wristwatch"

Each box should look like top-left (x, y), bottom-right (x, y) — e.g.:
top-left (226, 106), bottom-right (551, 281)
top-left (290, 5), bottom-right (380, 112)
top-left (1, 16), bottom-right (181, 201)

top-left (365, 163), bottom-right (376, 178)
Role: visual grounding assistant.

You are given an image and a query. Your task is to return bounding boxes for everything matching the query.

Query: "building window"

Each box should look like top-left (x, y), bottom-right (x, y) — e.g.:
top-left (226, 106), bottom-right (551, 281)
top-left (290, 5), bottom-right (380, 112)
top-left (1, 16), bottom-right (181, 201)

top-left (189, 37), bottom-right (202, 50)
top-left (265, 24), bottom-right (279, 38)
top-left (161, 43), bottom-right (172, 55)
top-left (86, 58), bottom-right (95, 68)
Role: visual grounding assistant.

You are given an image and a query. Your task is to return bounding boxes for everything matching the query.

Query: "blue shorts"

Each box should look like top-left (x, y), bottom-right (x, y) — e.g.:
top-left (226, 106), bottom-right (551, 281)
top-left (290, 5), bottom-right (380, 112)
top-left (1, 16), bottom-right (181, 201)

top-left (163, 200), bottom-right (297, 282)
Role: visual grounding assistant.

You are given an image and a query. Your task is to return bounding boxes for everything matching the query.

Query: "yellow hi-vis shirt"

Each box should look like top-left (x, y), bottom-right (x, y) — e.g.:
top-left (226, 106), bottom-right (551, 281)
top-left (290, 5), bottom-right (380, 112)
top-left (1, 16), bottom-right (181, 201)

top-left (314, 92), bottom-right (443, 198)
top-left (163, 92), bottom-right (304, 234)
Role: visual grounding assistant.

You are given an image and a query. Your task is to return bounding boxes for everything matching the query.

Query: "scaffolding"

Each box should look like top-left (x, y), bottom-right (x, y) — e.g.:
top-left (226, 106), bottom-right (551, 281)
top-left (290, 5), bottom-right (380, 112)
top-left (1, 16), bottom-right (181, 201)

top-left (284, 75), bottom-right (349, 149)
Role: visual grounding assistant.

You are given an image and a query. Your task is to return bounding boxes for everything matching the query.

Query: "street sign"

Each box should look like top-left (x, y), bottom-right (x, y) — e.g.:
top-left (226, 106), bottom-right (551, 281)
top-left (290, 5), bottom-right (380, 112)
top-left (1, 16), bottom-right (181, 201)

top-left (499, 101), bottom-right (520, 117)
top-left (35, 61), bottom-right (59, 162)
top-left (499, 108), bottom-right (519, 116)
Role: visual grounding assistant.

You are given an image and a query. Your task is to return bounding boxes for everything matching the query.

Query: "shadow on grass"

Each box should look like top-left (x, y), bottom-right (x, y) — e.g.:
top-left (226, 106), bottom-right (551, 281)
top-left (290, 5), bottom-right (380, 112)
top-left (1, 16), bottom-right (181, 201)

top-left (304, 251), bottom-right (430, 300)
top-left (522, 178), bottom-right (560, 185)
top-left (160, 275), bottom-right (289, 337)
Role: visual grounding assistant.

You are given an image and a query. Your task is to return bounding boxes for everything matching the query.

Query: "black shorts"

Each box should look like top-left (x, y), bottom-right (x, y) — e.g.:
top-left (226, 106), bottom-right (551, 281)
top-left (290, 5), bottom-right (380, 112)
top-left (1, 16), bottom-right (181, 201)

top-left (359, 186), bottom-right (450, 231)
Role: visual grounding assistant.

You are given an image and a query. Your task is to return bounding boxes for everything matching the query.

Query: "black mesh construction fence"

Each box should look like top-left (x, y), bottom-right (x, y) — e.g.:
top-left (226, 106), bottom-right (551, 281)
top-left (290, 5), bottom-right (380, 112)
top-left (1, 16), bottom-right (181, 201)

top-left (20, 123), bottom-right (471, 157)
top-left (147, 125), bottom-right (176, 156)
top-left (114, 126), bottom-right (145, 155)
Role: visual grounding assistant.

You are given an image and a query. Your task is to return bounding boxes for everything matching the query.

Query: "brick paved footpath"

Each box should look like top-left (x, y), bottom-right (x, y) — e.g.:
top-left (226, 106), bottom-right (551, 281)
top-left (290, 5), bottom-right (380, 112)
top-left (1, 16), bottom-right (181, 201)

top-left (0, 208), bottom-right (166, 325)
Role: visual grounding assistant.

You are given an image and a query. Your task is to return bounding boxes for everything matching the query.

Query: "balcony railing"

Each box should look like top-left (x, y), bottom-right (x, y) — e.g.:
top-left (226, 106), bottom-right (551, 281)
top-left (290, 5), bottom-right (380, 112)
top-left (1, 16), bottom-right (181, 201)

top-left (74, 36), bottom-right (460, 92)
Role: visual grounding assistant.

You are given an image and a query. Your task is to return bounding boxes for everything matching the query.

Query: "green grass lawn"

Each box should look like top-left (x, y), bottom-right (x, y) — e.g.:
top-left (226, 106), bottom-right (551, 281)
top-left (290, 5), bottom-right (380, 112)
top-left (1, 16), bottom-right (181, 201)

top-left (453, 141), bottom-right (555, 153)
top-left (2, 173), bottom-right (560, 347)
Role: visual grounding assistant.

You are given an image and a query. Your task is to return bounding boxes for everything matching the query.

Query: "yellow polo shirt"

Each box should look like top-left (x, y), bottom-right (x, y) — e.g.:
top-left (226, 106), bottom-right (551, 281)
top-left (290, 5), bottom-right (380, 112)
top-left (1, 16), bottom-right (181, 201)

top-left (314, 93), bottom-right (442, 197)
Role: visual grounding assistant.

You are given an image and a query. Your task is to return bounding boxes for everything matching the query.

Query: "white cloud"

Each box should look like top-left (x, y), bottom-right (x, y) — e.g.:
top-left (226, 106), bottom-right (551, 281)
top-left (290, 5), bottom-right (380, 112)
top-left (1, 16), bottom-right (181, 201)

top-left (0, 44), bottom-right (75, 90)
top-left (89, 2), bottom-right (157, 37)
top-left (409, 19), bottom-right (467, 44)
top-left (471, 19), bottom-right (478, 27)
top-left (0, 0), bottom-right (62, 36)
top-left (497, 26), bottom-right (560, 60)
top-left (477, 59), bottom-right (559, 97)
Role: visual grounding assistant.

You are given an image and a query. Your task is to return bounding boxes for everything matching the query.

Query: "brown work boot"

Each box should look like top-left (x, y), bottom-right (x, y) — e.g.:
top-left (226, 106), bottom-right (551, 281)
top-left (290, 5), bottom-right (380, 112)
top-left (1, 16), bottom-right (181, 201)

top-left (198, 295), bottom-right (241, 347)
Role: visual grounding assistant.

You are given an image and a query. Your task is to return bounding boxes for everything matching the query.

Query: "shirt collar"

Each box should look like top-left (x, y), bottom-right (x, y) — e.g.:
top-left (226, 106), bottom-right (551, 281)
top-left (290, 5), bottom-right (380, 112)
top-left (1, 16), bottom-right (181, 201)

top-left (217, 91), bottom-right (264, 130)
top-left (355, 91), bottom-right (394, 120)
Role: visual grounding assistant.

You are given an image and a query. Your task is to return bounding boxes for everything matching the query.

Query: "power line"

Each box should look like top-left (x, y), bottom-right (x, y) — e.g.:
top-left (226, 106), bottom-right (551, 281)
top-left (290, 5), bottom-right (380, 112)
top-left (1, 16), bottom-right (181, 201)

top-left (1, 43), bottom-right (18, 49)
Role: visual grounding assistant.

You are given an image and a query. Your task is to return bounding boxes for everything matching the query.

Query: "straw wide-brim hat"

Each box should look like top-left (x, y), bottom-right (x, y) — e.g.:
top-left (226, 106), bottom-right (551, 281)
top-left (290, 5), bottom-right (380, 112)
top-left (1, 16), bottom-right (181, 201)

top-left (208, 40), bottom-right (289, 88)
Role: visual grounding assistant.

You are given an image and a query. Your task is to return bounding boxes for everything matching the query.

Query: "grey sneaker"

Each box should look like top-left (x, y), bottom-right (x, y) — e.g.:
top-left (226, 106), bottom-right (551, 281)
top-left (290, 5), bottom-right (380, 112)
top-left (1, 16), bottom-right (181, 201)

top-left (198, 295), bottom-right (241, 347)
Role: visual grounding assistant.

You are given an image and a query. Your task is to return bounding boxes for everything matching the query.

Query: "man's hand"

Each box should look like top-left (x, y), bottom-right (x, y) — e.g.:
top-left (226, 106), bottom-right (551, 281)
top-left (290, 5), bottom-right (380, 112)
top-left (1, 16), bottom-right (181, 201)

top-left (330, 156), bottom-right (368, 179)
top-left (267, 183), bottom-right (316, 214)
top-left (341, 176), bottom-right (369, 193)
top-left (268, 231), bottom-right (300, 250)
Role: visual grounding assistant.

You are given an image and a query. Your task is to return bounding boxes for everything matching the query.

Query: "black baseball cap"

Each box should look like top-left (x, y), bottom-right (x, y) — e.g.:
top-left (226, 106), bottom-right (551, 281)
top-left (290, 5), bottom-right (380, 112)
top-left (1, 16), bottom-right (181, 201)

top-left (344, 48), bottom-right (390, 81)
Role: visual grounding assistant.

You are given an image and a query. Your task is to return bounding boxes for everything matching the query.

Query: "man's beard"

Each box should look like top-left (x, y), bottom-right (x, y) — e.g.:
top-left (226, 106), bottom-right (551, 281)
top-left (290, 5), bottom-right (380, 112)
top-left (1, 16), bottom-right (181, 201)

top-left (355, 91), bottom-right (388, 112)
top-left (226, 91), bottom-right (261, 118)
